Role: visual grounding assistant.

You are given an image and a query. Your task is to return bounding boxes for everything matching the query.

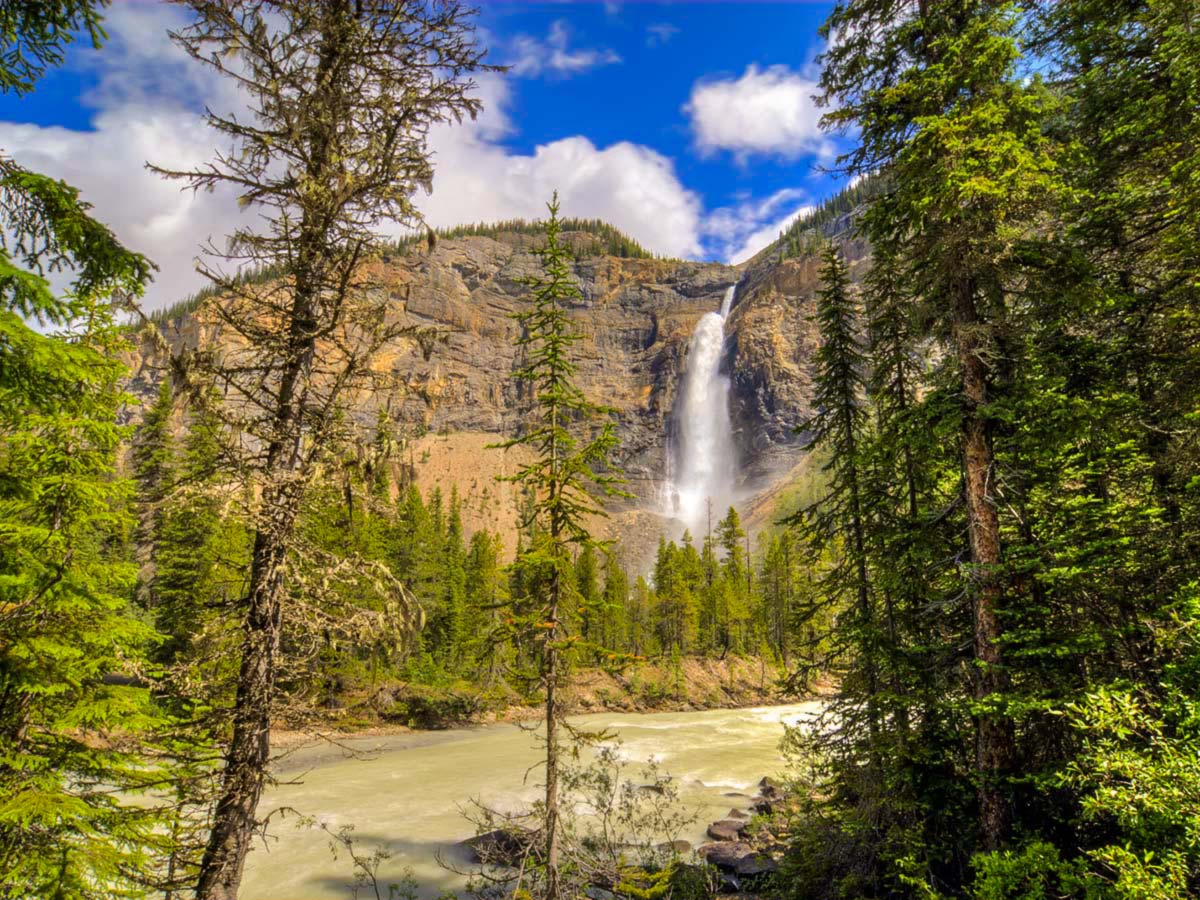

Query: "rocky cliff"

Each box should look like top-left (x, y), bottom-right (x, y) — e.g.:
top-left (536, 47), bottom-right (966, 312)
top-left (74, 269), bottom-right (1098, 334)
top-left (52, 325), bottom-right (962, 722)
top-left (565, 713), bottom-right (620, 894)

top-left (130, 220), bottom-right (866, 564)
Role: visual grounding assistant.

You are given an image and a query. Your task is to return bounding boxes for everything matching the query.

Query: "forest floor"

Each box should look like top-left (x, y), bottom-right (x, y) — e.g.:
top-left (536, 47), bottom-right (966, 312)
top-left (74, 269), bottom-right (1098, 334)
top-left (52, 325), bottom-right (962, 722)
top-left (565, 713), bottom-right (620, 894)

top-left (274, 656), bottom-right (834, 749)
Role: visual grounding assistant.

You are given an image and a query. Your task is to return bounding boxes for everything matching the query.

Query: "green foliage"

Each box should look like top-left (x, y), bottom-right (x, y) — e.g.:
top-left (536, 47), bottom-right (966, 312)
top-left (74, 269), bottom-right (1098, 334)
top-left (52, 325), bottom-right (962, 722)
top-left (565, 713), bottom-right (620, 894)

top-left (780, 0), bottom-right (1200, 896)
top-left (391, 217), bottom-right (663, 261)
top-left (0, 141), bottom-right (174, 899)
top-left (0, 0), bottom-right (107, 96)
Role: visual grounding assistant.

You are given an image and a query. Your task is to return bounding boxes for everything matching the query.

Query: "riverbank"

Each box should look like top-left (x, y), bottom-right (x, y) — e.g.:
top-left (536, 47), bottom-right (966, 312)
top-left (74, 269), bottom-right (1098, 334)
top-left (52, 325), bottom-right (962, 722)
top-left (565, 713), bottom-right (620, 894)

top-left (273, 656), bottom-right (831, 749)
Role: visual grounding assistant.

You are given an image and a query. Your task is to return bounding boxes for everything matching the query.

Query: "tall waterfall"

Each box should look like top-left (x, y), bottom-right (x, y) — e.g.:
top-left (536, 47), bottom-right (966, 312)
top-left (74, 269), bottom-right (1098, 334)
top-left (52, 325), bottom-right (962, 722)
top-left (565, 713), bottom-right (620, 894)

top-left (667, 284), bottom-right (738, 534)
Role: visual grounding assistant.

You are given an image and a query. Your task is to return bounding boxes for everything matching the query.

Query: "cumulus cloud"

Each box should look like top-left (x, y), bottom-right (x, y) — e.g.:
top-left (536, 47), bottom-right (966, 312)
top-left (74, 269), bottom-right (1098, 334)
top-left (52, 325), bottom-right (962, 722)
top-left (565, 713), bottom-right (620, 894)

top-left (1, 3), bottom-right (247, 307)
top-left (703, 189), bottom-right (813, 264)
top-left (685, 64), bottom-right (831, 161)
top-left (417, 75), bottom-right (703, 259)
top-left (0, 8), bottom-right (706, 308)
top-left (509, 20), bottom-right (622, 78)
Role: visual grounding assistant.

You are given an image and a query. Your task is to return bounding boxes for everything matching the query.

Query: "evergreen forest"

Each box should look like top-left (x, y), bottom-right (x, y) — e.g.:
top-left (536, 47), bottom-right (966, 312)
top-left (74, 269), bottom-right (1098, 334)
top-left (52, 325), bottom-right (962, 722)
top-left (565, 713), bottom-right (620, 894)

top-left (0, 2), bottom-right (1197, 900)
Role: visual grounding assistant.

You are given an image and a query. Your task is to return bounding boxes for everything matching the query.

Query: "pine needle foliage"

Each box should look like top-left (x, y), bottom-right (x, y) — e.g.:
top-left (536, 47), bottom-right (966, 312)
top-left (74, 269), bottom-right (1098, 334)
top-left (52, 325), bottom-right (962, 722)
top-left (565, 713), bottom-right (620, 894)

top-left (0, 152), bottom-right (171, 899)
top-left (493, 193), bottom-right (626, 900)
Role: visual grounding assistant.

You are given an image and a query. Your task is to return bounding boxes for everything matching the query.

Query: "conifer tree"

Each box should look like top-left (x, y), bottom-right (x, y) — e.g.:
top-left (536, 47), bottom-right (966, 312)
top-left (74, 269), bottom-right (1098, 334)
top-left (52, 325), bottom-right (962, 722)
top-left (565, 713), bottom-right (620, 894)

top-left (465, 530), bottom-right (506, 682)
top-left (598, 556), bottom-right (629, 658)
top-left (494, 194), bottom-right (624, 900)
top-left (797, 244), bottom-right (879, 745)
top-left (0, 123), bottom-right (168, 900)
top-left (820, 0), bottom-right (1059, 849)
top-left (0, 7), bottom-right (187, 888)
top-left (151, 4), bottom-right (489, 894)
top-left (132, 379), bottom-right (176, 608)
top-left (573, 542), bottom-right (601, 652)
top-left (716, 507), bottom-right (750, 655)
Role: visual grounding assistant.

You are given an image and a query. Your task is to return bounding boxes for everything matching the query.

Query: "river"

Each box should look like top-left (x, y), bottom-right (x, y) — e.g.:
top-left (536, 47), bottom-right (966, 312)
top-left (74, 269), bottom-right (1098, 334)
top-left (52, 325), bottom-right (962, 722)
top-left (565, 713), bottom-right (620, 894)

top-left (240, 702), bottom-right (820, 900)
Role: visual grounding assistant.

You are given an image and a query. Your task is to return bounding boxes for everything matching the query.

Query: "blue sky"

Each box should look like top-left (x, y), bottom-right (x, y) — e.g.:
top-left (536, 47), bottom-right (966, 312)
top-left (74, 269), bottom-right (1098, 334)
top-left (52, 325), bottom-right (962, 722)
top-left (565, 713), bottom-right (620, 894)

top-left (0, 1), bottom-right (846, 308)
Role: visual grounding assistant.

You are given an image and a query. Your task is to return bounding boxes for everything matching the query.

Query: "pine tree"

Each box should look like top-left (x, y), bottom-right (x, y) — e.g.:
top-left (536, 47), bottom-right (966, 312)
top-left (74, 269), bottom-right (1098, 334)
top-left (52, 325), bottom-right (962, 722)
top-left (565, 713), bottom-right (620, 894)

top-left (716, 507), bottom-right (750, 656)
top-left (465, 530), bottom-right (507, 683)
top-left (151, 399), bottom-right (239, 668)
top-left (132, 379), bottom-right (176, 609)
top-left (820, 0), bottom-right (1060, 850)
top-left (441, 486), bottom-right (469, 664)
top-left (0, 108), bottom-right (172, 896)
top-left (598, 556), bottom-right (629, 658)
top-left (494, 194), bottom-right (625, 900)
top-left (573, 542), bottom-right (601, 653)
top-left (150, 5), bottom-right (488, 892)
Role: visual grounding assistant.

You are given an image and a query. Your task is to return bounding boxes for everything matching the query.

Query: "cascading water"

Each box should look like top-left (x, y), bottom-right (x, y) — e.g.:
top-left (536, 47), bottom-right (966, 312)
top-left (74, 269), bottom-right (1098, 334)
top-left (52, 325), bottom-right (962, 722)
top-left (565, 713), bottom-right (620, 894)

top-left (666, 284), bottom-right (738, 534)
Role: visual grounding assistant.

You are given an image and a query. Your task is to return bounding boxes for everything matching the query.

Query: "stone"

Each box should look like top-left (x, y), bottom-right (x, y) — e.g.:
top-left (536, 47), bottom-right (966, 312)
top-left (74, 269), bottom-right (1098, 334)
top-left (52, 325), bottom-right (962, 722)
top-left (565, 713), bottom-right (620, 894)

top-left (757, 776), bottom-right (783, 796)
top-left (636, 783), bottom-right (668, 795)
top-left (707, 819), bottom-right (748, 842)
top-left (698, 841), bottom-right (780, 880)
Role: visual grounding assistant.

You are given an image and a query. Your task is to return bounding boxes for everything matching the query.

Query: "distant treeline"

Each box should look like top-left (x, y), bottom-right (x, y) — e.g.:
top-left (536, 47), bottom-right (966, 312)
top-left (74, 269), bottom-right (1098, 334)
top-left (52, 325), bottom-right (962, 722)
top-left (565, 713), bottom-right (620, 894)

top-left (146, 217), bottom-right (661, 327)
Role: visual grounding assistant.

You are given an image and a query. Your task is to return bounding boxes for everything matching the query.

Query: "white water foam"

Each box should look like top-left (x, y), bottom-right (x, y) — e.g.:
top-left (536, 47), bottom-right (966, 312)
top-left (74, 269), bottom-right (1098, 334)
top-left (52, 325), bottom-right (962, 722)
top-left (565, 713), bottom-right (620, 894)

top-left (665, 285), bottom-right (739, 535)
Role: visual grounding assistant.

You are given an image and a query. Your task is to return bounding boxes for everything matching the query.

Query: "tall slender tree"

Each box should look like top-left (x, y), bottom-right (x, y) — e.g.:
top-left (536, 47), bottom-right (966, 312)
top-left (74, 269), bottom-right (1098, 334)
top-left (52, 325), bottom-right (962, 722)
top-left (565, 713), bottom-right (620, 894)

top-left (151, 4), bottom-right (489, 896)
top-left (820, 0), bottom-right (1059, 848)
top-left (794, 244), bottom-right (878, 745)
top-left (495, 194), bottom-right (624, 900)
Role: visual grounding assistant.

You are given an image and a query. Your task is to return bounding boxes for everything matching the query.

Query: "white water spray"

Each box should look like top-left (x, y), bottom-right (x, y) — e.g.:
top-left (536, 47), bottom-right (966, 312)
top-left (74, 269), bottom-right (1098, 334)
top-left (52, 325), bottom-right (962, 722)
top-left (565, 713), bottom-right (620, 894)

top-left (666, 284), bottom-right (738, 534)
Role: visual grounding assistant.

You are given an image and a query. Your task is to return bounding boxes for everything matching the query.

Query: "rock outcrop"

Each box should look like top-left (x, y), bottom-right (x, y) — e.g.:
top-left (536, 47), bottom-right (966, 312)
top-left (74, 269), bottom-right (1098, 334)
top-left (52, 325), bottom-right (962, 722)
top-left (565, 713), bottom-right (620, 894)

top-left (129, 223), bottom-right (868, 560)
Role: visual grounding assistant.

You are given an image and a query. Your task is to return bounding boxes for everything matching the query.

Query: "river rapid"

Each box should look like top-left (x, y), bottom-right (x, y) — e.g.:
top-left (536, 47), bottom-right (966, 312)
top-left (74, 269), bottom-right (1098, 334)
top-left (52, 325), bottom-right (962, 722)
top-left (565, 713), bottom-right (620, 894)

top-left (240, 702), bottom-right (820, 900)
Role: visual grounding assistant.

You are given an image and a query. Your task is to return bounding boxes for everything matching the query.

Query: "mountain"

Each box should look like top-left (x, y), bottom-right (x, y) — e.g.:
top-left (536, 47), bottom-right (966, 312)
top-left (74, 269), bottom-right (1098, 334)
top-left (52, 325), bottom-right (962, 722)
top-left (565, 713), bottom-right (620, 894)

top-left (128, 212), bottom-right (868, 567)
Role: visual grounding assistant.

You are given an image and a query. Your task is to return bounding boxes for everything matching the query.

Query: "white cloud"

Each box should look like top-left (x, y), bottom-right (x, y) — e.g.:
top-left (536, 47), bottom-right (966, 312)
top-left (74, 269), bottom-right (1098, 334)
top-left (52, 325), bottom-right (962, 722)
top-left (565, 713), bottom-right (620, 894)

top-left (418, 76), bottom-right (703, 259)
top-left (509, 20), bottom-right (622, 78)
top-left (0, 10), bottom-right (704, 308)
top-left (703, 189), bottom-right (813, 264)
top-left (685, 65), bottom-right (831, 161)
top-left (646, 23), bottom-right (679, 47)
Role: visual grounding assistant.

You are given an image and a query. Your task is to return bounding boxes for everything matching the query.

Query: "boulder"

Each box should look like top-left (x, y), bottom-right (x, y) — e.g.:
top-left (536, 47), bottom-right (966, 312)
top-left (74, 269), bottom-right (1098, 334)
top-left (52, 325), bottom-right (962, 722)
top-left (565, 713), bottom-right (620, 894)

top-left (726, 808), bottom-right (750, 820)
top-left (706, 819), bottom-right (748, 842)
top-left (636, 782), bottom-right (668, 795)
top-left (656, 839), bottom-right (693, 855)
top-left (752, 796), bottom-right (781, 816)
top-left (757, 776), bottom-right (784, 797)
top-left (698, 841), bottom-right (780, 881)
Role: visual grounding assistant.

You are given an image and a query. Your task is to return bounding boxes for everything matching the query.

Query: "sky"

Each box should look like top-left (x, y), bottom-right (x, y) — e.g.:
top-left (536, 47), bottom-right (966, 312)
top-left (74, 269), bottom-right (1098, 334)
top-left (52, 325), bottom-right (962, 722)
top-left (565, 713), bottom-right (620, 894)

top-left (0, 0), bottom-right (848, 309)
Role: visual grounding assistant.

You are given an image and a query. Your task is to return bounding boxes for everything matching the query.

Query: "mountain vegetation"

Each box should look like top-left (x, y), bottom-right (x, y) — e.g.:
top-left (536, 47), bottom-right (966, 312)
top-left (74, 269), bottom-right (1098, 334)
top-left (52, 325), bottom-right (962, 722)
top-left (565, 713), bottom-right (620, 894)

top-left (0, 1), bottom-right (1196, 900)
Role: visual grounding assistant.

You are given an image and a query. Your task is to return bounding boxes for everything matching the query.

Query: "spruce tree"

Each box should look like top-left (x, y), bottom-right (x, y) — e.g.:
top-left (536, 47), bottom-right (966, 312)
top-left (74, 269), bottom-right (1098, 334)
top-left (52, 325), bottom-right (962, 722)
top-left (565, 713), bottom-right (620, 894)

top-left (820, 0), bottom-right (1059, 849)
top-left (150, 4), bottom-right (489, 893)
top-left (0, 122), bottom-right (171, 899)
top-left (716, 507), bottom-right (751, 656)
top-left (494, 194), bottom-right (624, 900)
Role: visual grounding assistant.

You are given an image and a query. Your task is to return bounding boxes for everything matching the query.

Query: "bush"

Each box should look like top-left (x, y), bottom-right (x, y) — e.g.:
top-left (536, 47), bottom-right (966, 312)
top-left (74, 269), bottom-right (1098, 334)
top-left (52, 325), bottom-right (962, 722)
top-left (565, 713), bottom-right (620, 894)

top-left (384, 685), bottom-right (485, 728)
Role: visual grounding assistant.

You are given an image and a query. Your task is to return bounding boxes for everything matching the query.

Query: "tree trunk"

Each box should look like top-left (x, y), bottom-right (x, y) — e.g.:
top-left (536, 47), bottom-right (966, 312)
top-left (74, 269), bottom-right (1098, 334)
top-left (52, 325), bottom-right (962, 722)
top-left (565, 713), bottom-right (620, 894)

top-left (194, 507), bottom-right (293, 899)
top-left (544, 583), bottom-right (561, 900)
top-left (952, 275), bottom-right (1014, 851)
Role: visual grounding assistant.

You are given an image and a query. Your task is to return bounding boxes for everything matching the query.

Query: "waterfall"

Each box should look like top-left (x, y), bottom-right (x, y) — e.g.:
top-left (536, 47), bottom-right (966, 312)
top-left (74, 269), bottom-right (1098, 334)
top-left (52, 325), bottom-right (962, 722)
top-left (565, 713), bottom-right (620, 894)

top-left (667, 284), bottom-right (738, 534)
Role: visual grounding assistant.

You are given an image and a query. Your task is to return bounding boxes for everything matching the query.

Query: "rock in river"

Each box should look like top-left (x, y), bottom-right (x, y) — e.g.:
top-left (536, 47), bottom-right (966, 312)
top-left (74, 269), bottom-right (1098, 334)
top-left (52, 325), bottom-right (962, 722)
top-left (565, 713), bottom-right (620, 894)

top-left (706, 819), bottom-right (749, 842)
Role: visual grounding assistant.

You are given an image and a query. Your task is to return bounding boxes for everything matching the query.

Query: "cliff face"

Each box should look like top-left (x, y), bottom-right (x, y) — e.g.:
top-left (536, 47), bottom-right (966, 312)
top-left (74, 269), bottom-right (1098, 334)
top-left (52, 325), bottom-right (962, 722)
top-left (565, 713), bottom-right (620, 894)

top-left (725, 225), bottom-right (870, 481)
top-left (131, 225), bottom-right (866, 560)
